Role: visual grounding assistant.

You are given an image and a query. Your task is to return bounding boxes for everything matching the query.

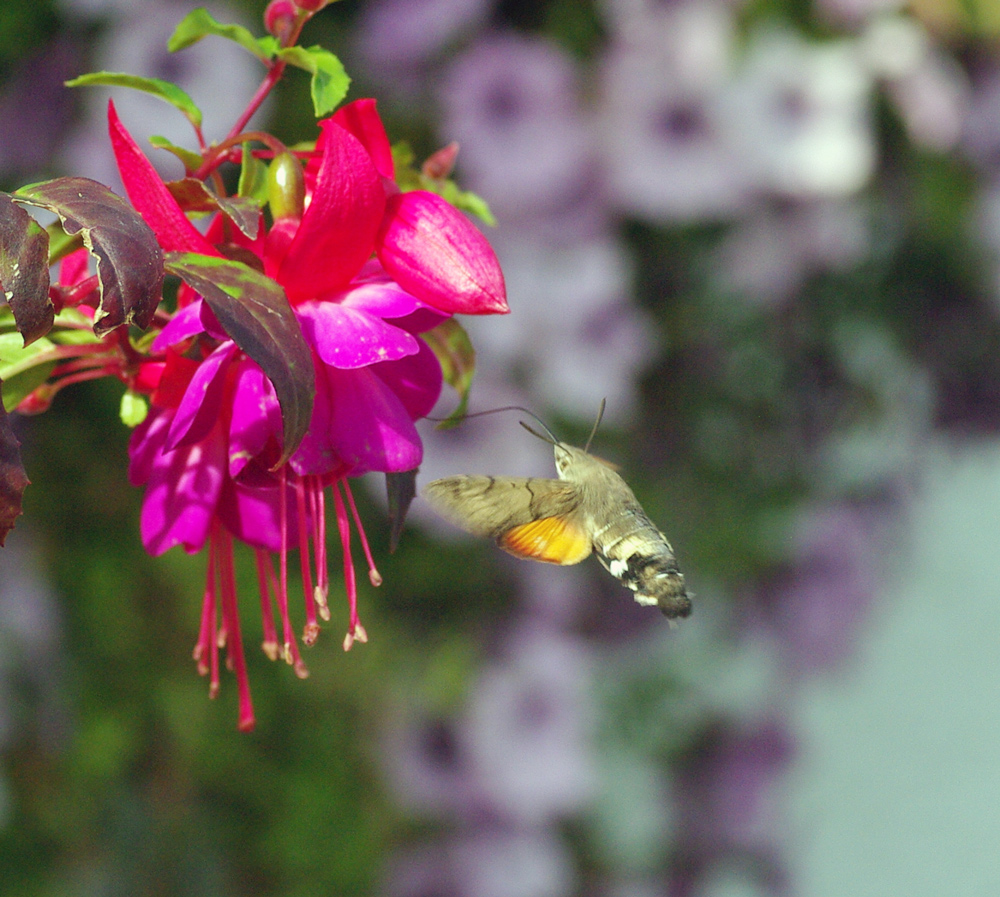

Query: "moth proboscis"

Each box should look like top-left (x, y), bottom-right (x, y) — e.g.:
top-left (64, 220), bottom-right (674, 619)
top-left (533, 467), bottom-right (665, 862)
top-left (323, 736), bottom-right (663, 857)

top-left (421, 402), bottom-right (691, 619)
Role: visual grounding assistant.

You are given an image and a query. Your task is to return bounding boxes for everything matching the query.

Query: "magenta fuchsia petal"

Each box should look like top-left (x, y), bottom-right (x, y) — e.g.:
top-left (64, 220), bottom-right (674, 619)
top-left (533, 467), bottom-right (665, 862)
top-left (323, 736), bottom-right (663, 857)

top-left (376, 190), bottom-right (509, 315)
top-left (165, 341), bottom-right (239, 451)
top-left (297, 301), bottom-right (419, 369)
top-left (389, 306), bottom-right (450, 335)
top-left (331, 99), bottom-right (395, 180)
top-left (229, 359), bottom-right (283, 479)
top-left (107, 101), bottom-right (219, 257)
top-left (323, 364), bottom-right (425, 473)
top-left (128, 409), bottom-right (165, 487)
top-left (277, 121), bottom-right (386, 303)
top-left (130, 409), bottom-right (227, 555)
top-left (152, 300), bottom-right (205, 351)
top-left (371, 340), bottom-right (443, 420)
top-left (216, 479), bottom-right (291, 553)
top-left (336, 279), bottom-right (424, 318)
top-left (289, 352), bottom-right (338, 476)
top-left (290, 360), bottom-right (424, 476)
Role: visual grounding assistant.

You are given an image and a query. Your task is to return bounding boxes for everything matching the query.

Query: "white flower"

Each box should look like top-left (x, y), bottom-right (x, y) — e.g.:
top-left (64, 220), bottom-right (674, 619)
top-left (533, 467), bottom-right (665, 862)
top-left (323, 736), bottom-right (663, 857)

top-left (729, 28), bottom-right (875, 198)
top-left (596, 2), bottom-right (752, 220)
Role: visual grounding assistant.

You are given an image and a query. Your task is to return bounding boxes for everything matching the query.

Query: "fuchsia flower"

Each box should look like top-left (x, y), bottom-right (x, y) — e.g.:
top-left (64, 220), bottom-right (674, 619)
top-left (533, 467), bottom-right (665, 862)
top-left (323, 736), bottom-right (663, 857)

top-left (110, 97), bottom-right (507, 730)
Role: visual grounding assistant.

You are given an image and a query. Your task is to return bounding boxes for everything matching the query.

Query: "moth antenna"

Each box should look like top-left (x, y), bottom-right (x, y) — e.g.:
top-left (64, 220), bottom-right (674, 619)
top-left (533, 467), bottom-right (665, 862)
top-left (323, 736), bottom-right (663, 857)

top-left (518, 420), bottom-right (558, 446)
top-left (583, 398), bottom-right (607, 452)
top-left (428, 405), bottom-right (560, 443)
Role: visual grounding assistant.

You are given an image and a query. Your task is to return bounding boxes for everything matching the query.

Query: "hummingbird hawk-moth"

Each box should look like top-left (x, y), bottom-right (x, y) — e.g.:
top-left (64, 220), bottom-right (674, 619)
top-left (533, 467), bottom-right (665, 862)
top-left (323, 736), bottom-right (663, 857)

top-left (422, 404), bottom-right (691, 619)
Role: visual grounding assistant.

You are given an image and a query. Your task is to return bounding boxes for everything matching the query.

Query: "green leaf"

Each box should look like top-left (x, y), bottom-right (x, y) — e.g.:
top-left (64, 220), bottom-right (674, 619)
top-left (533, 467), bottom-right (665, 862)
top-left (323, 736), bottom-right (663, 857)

top-left (276, 46), bottom-right (350, 118)
top-left (66, 72), bottom-right (203, 129)
top-left (238, 143), bottom-right (269, 205)
top-left (168, 8), bottom-right (275, 61)
top-left (0, 332), bottom-right (56, 410)
top-left (163, 252), bottom-right (314, 466)
top-left (0, 385), bottom-right (29, 546)
top-left (149, 135), bottom-right (205, 172)
top-left (438, 183), bottom-right (496, 227)
top-left (421, 318), bottom-right (476, 428)
top-left (0, 193), bottom-right (54, 345)
top-left (14, 177), bottom-right (164, 336)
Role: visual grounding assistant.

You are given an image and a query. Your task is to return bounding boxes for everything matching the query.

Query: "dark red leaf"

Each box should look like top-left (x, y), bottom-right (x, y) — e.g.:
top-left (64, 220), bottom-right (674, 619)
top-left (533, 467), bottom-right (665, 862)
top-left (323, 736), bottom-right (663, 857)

top-left (0, 194), bottom-right (54, 345)
top-left (164, 252), bottom-right (314, 466)
top-left (166, 178), bottom-right (261, 240)
top-left (14, 177), bottom-right (163, 335)
top-left (0, 388), bottom-right (29, 546)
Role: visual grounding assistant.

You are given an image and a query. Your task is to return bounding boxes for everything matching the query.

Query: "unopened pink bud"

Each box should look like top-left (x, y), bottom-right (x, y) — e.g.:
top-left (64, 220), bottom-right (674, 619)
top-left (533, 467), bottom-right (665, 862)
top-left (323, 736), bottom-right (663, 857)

top-left (422, 142), bottom-right (460, 180)
top-left (264, 0), bottom-right (298, 39)
top-left (376, 191), bottom-right (509, 316)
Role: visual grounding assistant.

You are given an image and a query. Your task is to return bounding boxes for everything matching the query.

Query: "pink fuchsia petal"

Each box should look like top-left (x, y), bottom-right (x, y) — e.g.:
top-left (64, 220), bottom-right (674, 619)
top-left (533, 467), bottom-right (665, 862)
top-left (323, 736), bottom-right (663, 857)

top-left (376, 191), bottom-right (508, 315)
top-left (216, 479), bottom-right (292, 552)
top-left (229, 359), bottom-right (283, 478)
top-left (107, 100), bottom-right (219, 257)
top-left (331, 99), bottom-right (395, 180)
top-left (371, 339), bottom-right (443, 420)
top-left (277, 120), bottom-right (385, 303)
top-left (58, 247), bottom-right (90, 286)
top-left (166, 341), bottom-right (239, 451)
top-left (296, 301), bottom-right (419, 369)
top-left (130, 409), bottom-right (227, 555)
top-left (152, 300), bottom-right (206, 351)
top-left (323, 364), bottom-right (425, 473)
top-left (337, 278), bottom-right (424, 319)
top-left (290, 360), bottom-right (424, 476)
top-left (128, 409), bottom-right (167, 487)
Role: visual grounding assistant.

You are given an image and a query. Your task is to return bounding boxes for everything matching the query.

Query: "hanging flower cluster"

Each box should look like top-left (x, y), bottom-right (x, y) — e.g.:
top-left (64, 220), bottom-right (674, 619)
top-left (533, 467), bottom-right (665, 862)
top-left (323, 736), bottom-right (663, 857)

top-left (0, 0), bottom-right (507, 730)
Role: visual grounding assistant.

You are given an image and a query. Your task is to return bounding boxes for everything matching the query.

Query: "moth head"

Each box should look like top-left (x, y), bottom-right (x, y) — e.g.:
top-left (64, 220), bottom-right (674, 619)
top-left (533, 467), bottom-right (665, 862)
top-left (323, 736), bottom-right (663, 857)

top-left (519, 400), bottom-right (608, 479)
top-left (553, 442), bottom-right (580, 477)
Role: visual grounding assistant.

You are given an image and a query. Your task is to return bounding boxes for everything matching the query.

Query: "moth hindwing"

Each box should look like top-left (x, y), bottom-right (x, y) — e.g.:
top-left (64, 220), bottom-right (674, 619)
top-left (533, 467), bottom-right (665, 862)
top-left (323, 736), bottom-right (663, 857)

top-left (422, 414), bottom-right (690, 620)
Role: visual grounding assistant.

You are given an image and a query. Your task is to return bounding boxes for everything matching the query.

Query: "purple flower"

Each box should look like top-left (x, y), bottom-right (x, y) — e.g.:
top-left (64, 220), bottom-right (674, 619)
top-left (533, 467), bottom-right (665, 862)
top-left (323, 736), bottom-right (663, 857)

top-left (437, 34), bottom-right (597, 225)
top-left (747, 502), bottom-right (887, 674)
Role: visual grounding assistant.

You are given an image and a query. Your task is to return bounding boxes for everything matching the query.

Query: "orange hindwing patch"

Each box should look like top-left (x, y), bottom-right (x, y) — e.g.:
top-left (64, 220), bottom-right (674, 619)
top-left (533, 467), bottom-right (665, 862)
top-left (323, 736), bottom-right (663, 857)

top-left (499, 516), bottom-right (593, 565)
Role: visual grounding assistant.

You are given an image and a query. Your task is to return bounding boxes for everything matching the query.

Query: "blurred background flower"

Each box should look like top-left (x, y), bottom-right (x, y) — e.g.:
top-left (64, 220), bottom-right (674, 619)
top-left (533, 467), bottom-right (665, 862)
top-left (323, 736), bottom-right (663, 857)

top-left (4, 0), bottom-right (1000, 893)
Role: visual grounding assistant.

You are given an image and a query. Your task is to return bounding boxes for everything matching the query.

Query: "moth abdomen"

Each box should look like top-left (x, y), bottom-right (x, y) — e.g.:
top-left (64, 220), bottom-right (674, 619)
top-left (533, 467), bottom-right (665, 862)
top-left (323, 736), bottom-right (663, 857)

top-left (592, 509), bottom-right (691, 619)
top-left (597, 547), bottom-right (690, 619)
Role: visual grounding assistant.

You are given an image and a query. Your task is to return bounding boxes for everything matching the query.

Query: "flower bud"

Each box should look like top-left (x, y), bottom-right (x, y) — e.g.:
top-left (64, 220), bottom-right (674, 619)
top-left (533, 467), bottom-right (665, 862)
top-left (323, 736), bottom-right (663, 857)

top-left (267, 151), bottom-right (305, 222)
top-left (376, 191), bottom-right (508, 316)
top-left (263, 0), bottom-right (298, 40)
top-left (422, 142), bottom-right (459, 180)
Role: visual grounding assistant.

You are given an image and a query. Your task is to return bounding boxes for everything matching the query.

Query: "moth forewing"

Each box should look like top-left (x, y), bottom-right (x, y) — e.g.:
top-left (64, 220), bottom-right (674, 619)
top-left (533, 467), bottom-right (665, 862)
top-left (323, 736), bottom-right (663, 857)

top-left (422, 422), bottom-right (691, 619)
top-left (422, 475), bottom-right (582, 537)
